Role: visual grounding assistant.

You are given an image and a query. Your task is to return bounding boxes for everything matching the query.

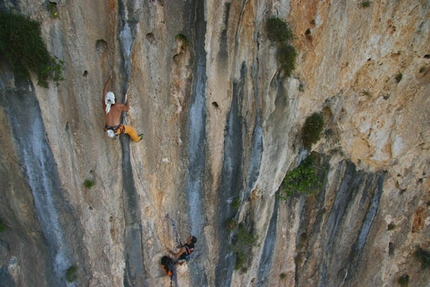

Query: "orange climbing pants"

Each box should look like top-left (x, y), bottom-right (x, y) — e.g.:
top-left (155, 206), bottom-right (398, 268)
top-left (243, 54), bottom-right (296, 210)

top-left (119, 125), bottom-right (141, 142)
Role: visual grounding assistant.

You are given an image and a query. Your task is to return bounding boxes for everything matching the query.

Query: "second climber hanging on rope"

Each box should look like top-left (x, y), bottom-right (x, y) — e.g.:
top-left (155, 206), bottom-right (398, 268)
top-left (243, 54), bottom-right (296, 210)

top-left (102, 73), bottom-right (143, 142)
top-left (168, 235), bottom-right (197, 264)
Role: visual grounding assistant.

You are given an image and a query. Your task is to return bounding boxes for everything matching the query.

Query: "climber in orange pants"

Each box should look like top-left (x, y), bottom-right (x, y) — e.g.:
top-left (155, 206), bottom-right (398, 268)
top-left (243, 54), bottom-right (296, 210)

top-left (102, 74), bottom-right (143, 142)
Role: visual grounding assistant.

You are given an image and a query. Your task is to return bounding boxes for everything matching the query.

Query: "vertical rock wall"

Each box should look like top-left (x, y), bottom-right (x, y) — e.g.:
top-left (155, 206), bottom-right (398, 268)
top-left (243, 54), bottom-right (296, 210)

top-left (0, 0), bottom-right (429, 286)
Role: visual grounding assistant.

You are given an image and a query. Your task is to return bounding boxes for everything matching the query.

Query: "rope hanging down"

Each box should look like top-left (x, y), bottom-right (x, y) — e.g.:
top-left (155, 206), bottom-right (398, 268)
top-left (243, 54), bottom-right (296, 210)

top-left (166, 214), bottom-right (182, 247)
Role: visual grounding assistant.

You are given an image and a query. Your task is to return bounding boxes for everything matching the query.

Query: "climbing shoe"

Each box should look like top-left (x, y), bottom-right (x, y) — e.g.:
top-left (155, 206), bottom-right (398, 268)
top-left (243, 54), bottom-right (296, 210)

top-left (138, 134), bottom-right (144, 142)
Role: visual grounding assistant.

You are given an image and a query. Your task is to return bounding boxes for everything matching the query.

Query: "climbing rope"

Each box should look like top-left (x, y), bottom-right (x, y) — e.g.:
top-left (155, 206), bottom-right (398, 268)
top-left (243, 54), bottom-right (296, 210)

top-left (166, 213), bottom-right (183, 247)
top-left (129, 155), bottom-right (170, 248)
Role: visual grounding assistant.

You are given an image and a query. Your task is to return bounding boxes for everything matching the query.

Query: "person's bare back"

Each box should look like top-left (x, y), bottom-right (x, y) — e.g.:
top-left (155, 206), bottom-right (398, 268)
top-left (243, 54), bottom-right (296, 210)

top-left (105, 103), bottom-right (128, 126)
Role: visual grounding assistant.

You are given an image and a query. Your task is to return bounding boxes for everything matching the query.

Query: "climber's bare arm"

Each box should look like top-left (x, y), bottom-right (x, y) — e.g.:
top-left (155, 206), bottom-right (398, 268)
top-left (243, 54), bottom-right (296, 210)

top-left (102, 74), bottom-right (113, 103)
top-left (168, 247), bottom-right (185, 260)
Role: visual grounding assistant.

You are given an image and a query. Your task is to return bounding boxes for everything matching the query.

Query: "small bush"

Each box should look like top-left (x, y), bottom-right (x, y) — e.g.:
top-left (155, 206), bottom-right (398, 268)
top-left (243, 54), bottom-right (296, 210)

top-left (84, 179), bottom-right (95, 189)
top-left (266, 17), bottom-right (294, 43)
top-left (419, 66), bottom-right (426, 73)
top-left (233, 223), bottom-right (258, 270)
top-left (414, 247), bottom-right (430, 268)
top-left (0, 219), bottom-right (5, 232)
top-left (0, 11), bottom-right (64, 88)
top-left (279, 156), bottom-right (322, 199)
top-left (280, 273), bottom-right (287, 279)
top-left (398, 274), bottom-right (409, 286)
top-left (395, 73), bottom-right (403, 83)
top-left (301, 113), bottom-right (324, 150)
top-left (231, 197), bottom-right (241, 210)
top-left (65, 265), bottom-right (78, 282)
top-left (277, 43), bottom-right (297, 78)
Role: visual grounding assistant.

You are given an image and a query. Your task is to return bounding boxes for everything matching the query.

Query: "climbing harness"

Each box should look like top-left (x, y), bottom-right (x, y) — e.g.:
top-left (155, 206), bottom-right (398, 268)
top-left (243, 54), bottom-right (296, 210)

top-left (104, 124), bottom-right (125, 139)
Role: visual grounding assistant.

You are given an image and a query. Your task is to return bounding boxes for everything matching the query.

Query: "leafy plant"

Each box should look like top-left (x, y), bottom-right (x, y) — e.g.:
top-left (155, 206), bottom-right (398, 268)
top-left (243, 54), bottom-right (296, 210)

top-left (65, 265), bottom-right (78, 282)
top-left (84, 179), bottom-right (95, 189)
top-left (301, 112), bottom-right (324, 150)
top-left (0, 11), bottom-right (63, 87)
top-left (279, 156), bottom-right (322, 199)
top-left (419, 66), bottom-right (426, 73)
top-left (266, 17), bottom-right (294, 43)
top-left (277, 43), bottom-right (297, 78)
top-left (280, 273), bottom-right (287, 279)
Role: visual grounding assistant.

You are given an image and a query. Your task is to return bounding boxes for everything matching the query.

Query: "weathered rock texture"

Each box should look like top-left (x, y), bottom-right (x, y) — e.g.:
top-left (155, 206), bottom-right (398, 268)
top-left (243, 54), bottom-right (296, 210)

top-left (0, 0), bottom-right (429, 286)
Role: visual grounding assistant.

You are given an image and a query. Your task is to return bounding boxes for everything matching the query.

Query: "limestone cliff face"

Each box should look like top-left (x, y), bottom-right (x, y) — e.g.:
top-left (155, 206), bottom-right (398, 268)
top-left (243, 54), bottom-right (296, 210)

top-left (0, 0), bottom-right (429, 286)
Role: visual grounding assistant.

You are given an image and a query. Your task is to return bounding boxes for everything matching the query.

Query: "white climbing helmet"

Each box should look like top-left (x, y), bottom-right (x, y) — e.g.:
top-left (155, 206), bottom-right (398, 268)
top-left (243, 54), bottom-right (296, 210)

top-left (105, 92), bottom-right (116, 114)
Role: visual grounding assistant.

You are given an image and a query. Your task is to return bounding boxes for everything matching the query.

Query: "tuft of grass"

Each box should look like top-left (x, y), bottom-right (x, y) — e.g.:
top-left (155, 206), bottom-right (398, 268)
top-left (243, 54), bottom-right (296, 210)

top-left (398, 274), bottom-right (409, 286)
top-left (277, 43), bottom-right (297, 78)
top-left (266, 17), bottom-right (294, 43)
top-left (360, 1), bottom-right (371, 8)
top-left (0, 11), bottom-right (64, 88)
top-left (419, 66), bottom-right (426, 73)
top-left (0, 219), bottom-right (5, 232)
top-left (226, 218), bottom-right (238, 231)
top-left (301, 113), bottom-right (324, 150)
top-left (280, 273), bottom-right (287, 279)
top-left (84, 179), bottom-right (95, 189)
top-left (387, 223), bottom-right (396, 230)
top-left (65, 265), bottom-right (78, 282)
top-left (362, 90), bottom-right (371, 97)
top-left (231, 197), bottom-right (241, 210)
top-left (395, 72), bottom-right (403, 83)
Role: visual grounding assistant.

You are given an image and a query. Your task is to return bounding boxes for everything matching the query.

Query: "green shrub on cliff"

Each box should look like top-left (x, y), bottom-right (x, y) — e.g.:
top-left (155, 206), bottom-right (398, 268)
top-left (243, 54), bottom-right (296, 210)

top-left (0, 11), bottom-right (63, 88)
top-left (301, 112), bottom-right (324, 150)
top-left (84, 179), bottom-right (95, 189)
top-left (232, 223), bottom-right (258, 271)
top-left (266, 17), bottom-right (294, 43)
top-left (277, 43), bottom-right (297, 78)
top-left (279, 156), bottom-right (322, 199)
top-left (266, 17), bottom-right (297, 78)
